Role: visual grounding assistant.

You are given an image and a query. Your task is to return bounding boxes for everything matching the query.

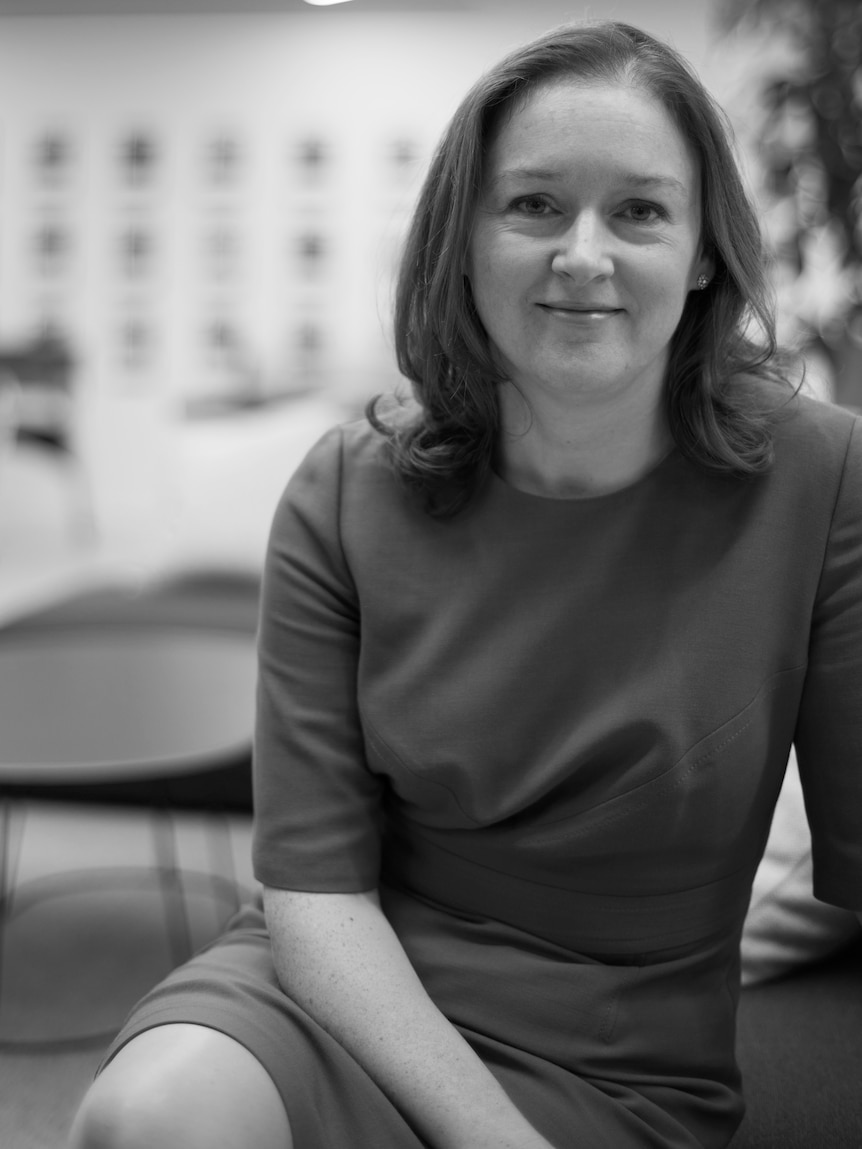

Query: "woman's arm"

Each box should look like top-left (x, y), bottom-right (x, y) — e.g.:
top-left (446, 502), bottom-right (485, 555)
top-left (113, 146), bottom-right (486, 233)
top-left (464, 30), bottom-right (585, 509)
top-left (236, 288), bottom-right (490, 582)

top-left (263, 886), bottom-right (556, 1149)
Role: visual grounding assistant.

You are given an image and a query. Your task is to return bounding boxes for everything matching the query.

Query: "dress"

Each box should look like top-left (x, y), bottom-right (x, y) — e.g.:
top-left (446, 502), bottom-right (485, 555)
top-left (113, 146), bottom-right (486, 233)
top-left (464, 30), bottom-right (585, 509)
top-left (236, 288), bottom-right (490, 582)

top-left (102, 392), bottom-right (862, 1149)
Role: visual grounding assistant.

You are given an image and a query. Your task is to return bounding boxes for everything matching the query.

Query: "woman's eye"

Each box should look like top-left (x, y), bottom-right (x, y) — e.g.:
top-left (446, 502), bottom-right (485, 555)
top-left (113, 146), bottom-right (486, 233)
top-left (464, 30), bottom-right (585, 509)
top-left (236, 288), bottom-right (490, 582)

top-left (511, 195), bottom-right (553, 216)
top-left (623, 202), bottom-right (666, 224)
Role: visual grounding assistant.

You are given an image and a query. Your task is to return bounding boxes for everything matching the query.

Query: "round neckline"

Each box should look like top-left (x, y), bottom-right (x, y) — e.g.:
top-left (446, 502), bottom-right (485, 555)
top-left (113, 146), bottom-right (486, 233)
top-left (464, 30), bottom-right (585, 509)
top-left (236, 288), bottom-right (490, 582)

top-left (486, 445), bottom-right (681, 505)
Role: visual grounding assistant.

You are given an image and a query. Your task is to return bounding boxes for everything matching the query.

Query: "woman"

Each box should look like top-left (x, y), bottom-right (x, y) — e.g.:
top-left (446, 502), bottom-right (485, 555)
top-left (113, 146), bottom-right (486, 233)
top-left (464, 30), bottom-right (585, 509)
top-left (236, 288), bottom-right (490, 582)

top-left (70, 21), bottom-right (861, 1149)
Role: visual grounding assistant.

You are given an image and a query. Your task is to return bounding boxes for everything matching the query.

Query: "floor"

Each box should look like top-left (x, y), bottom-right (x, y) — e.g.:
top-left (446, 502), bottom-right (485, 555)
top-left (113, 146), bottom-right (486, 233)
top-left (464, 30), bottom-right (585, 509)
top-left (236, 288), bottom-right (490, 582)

top-left (0, 805), bottom-right (256, 1149)
top-left (0, 446), bottom-right (261, 1148)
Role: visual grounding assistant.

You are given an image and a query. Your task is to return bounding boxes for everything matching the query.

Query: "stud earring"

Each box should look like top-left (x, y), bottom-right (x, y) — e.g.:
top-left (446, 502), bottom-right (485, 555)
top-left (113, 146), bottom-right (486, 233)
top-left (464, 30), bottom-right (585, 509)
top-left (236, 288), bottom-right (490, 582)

top-left (696, 273), bottom-right (710, 290)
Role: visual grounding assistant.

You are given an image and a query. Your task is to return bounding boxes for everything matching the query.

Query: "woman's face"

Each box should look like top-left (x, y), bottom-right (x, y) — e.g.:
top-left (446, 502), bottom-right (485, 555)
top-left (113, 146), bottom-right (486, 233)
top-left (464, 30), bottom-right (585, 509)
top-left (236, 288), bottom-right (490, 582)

top-left (468, 79), bottom-right (712, 409)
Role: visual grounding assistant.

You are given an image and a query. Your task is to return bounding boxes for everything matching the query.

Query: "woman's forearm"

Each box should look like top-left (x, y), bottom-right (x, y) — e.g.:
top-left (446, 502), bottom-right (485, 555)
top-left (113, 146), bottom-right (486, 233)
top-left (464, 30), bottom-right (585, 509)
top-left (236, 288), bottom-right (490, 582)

top-left (263, 886), bottom-right (554, 1149)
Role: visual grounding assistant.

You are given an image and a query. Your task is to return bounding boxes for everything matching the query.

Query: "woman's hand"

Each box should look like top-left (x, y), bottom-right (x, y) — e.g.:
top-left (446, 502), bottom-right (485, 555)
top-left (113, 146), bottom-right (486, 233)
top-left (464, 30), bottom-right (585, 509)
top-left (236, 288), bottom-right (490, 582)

top-left (264, 886), bottom-right (557, 1149)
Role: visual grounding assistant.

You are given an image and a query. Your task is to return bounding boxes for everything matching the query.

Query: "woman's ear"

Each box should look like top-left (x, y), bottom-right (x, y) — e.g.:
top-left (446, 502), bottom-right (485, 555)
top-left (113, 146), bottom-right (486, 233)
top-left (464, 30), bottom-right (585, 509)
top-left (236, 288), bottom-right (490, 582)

top-left (691, 250), bottom-right (716, 292)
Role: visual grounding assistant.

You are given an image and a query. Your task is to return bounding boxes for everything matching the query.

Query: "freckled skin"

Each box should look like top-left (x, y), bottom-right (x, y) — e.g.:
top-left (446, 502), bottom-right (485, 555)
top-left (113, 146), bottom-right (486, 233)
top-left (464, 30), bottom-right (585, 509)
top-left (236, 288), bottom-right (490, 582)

top-left (468, 80), bottom-right (712, 416)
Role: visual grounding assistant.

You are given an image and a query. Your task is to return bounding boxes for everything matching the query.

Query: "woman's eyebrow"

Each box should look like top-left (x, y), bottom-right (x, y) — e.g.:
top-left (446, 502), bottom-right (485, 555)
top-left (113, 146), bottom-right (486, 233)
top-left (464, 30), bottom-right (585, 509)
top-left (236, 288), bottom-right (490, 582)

top-left (491, 166), bottom-right (561, 186)
top-left (623, 173), bottom-right (689, 196)
top-left (490, 167), bottom-right (689, 197)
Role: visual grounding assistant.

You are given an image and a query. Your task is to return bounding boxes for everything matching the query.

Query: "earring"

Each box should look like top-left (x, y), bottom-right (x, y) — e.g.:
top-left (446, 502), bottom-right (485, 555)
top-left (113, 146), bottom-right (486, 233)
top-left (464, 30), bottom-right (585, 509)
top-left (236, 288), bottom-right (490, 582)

top-left (696, 273), bottom-right (710, 290)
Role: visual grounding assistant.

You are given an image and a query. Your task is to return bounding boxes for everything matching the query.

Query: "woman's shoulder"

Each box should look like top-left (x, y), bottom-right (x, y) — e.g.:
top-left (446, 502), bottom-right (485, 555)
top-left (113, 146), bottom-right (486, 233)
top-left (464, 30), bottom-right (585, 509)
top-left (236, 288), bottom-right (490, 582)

top-left (771, 389), bottom-right (860, 472)
top-left (267, 415), bottom-right (407, 560)
top-left (758, 392), bottom-right (862, 537)
top-left (297, 392), bottom-right (425, 489)
top-left (290, 413), bottom-right (396, 481)
top-left (278, 410), bottom-right (414, 531)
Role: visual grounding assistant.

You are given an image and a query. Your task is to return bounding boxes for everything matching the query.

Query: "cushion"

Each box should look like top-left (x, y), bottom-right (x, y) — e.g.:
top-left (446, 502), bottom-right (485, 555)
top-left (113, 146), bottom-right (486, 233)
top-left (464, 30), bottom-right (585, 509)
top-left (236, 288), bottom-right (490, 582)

top-left (740, 746), bottom-right (860, 985)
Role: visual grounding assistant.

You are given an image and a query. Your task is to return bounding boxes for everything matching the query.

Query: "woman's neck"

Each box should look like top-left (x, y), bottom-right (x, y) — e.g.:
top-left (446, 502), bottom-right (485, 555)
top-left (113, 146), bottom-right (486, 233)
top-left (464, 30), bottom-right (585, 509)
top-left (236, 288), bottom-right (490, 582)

top-left (494, 381), bottom-right (673, 499)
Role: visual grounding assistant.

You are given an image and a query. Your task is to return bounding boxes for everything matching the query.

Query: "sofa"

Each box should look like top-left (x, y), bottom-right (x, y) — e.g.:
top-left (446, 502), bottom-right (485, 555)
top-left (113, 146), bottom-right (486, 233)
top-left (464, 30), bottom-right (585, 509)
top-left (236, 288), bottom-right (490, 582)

top-left (731, 933), bottom-right (862, 1147)
top-left (730, 748), bottom-right (862, 1147)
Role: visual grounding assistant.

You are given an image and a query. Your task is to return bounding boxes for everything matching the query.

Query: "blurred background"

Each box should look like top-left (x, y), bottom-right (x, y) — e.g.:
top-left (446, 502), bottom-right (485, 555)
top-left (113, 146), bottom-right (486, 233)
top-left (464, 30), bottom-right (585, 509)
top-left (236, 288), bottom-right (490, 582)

top-left (0, 0), bottom-right (857, 594)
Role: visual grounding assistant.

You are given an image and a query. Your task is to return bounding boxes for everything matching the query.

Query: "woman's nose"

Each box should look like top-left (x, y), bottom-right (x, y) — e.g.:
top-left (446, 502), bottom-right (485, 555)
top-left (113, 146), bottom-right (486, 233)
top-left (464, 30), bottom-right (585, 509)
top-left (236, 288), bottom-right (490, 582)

top-left (550, 213), bottom-right (614, 282)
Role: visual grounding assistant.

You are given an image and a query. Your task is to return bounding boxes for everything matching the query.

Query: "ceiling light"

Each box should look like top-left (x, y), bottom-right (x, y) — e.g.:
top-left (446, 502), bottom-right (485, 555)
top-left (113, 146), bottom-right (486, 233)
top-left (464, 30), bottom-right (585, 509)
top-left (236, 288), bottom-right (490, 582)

top-left (302, 0), bottom-right (356, 6)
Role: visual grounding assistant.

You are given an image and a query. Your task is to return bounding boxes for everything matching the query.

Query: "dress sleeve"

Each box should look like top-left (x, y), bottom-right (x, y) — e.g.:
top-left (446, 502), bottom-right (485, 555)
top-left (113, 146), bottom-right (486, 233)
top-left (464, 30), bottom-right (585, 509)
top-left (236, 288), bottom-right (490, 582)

top-left (251, 424), bottom-right (384, 892)
top-left (795, 415), bottom-right (862, 910)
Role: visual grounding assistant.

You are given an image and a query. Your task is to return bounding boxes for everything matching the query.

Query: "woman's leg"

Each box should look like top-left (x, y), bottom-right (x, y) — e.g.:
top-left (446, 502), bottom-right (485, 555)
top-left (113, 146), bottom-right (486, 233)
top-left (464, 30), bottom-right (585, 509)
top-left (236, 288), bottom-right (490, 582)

top-left (68, 1023), bottom-right (293, 1149)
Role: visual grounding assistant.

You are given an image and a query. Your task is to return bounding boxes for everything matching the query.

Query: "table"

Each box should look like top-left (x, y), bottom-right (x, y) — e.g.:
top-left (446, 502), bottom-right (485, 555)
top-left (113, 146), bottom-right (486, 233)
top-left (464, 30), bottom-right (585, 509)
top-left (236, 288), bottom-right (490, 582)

top-left (0, 630), bottom-right (256, 784)
top-left (0, 627), bottom-right (257, 1045)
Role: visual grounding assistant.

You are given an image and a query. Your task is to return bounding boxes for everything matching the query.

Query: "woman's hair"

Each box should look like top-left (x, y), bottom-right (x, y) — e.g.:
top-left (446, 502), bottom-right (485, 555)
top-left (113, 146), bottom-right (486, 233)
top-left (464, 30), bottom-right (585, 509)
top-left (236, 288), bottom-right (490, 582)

top-left (368, 20), bottom-right (795, 517)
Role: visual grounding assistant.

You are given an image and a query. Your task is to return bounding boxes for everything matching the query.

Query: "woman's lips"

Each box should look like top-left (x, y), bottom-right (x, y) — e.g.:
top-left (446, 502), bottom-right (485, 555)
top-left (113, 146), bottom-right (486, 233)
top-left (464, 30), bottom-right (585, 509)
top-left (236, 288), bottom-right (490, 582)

top-left (537, 303), bottom-right (621, 319)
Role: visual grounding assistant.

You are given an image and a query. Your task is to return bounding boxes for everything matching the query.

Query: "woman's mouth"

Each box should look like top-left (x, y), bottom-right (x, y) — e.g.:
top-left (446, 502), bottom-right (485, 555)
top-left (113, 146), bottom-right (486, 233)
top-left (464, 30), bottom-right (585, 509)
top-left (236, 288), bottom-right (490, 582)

top-left (537, 303), bottom-right (621, 320)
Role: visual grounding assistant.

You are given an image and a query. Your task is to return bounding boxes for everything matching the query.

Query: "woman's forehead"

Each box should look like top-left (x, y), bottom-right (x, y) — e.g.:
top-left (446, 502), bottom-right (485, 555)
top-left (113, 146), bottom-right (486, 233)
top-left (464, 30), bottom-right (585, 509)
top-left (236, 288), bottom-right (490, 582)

top-left (482, 78), bottom-right (700, 192)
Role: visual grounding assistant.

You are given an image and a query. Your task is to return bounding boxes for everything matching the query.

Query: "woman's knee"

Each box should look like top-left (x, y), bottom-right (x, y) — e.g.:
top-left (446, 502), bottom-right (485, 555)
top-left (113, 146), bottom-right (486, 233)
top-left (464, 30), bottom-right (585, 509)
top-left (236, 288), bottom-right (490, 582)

top-left (68, 1023), bottom-right (292, 1149)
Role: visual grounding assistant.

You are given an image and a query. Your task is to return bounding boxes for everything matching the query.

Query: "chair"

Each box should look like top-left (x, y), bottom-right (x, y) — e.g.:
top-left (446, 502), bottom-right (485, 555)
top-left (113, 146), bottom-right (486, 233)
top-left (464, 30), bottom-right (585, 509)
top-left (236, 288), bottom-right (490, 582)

top-left (0, 568), bottom-right (260, 1046)
top-left (0, 328), bottom-right (96, 543)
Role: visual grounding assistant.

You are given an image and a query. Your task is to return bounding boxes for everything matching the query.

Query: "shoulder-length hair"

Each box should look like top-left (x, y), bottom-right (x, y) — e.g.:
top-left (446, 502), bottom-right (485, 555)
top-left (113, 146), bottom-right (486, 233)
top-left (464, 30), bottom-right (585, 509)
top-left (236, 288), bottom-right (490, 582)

top-left (368, 20), bottom-right (794, 517)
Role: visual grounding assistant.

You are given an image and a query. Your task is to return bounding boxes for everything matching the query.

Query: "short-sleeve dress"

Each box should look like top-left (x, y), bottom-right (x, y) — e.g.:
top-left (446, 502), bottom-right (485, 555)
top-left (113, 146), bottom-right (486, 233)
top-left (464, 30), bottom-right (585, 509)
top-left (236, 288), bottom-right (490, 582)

top-left (102, 392), bottom-right (862, 1149)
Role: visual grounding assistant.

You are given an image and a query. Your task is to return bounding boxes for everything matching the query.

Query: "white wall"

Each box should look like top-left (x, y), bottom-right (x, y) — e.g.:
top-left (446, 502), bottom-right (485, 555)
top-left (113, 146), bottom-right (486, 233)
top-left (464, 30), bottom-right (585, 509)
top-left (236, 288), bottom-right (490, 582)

top-left (0, 2), bottom-right (714, 554)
